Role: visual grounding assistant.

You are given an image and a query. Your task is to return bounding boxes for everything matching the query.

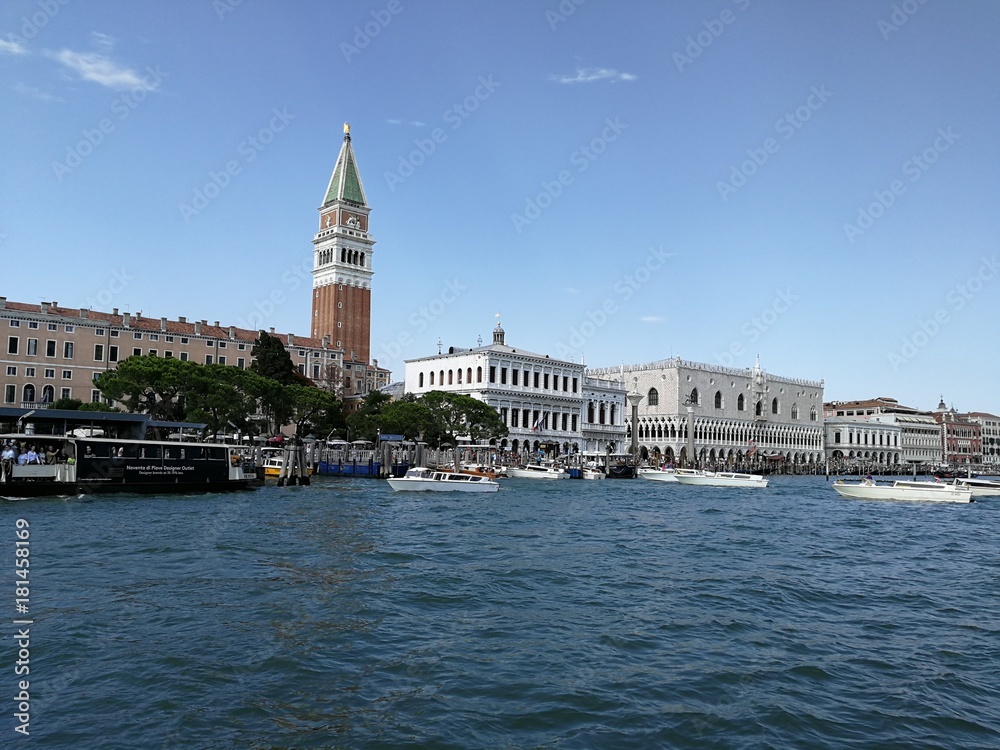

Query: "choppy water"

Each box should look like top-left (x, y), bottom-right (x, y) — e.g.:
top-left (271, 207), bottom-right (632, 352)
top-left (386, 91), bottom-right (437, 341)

top-left (4, 476), bottom-right (1000, 749)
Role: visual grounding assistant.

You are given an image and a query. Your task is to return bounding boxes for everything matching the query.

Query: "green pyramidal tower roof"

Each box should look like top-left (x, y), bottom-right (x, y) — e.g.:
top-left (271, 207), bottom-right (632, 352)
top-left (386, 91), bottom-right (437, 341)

top-left (323, 125), bottom-right (367, 207)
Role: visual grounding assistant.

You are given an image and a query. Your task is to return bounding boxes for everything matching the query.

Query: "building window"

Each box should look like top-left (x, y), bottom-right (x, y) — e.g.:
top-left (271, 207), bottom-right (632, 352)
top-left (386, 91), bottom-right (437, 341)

top-left (134, 332), bottom-right (142, 340)
top-left (489, 366), bottom-right (496, 383)
top-left (511, 410), bottom-right (519, 427)
top-left (430, 371), bottom-right (435, 386)
top-left (206, 355), bottom-right (214, 365)
top-left (206, 340), bottom-right (215, 348)
top-left (771, 398), bottom-right (779, 415)
top-left (63, 342), bottom-right (74, 359)
top-left (180, 352), bottom-right (189, 362)
top-left (148, 350), bottom-right (158, 357)
top-left (810, 407), bottom-right (817, 422)
top-left (572, 377), bottom-right (578, 393)
top-left (148, 334), bottom-right (158, 342)
top-left (512, 369), bottom-right (519, 386)
top-left (46, 340), bottom-right (56, 357)
top-left (92, 390), bottom-right (101, 403)
top-left (133, 348), bottom-right (141, 357)
top-left (477, 367), bottom-right (482, 383)
top-left (165, 351), bottom-right (173, 359)
top-left (94, 344), bottom-right (104, 361)
top-left (62, 370), bottom-right (72, 379)
top-left (26, 338), bottom-right (38, 356)
top-left (218, 341), bottom-right (226, 349)
top-left (109, 346), bottom-right (119, 362)
top-left (44, 369), bottom-right (54, 379)
top-left (756, 400), bottom-right (763, 417)
top-left (7, 336), bottom-right (18, 355)
top-left (572, 414), bottom-right (578, 431)
top-left (4, 384), bottom-right (14, 403)
top-left (22, 384), bottom-right (35, 403)
top-left (791, 404), bottom-right (799, 420)
top-left (533, 372), bottom-right (539, 388)
top-left (419, 372), bottom-right (425, 388)
top-left (47, 323), bottom-right (58, 332)
top-left (64, 325), bottom-right (74, 333)
top-left (238, 343), bottom-right (246, 350)
top-left (218, 356), bottom-right (226, 365)
top-left (501, 407), bottom-right (508, 425)
top-left (737, 393), bottom-right (745, 411)
top-left (5, 366), bottom-right (14, 376)
top-left (647, 388), bottom-right (659, 406)
top-left (25, 368), bottom-right (34, 377)
top-left (500, 367), bottom-right (507, 384)
top-left (8, 320), bottom-right (18, 327)
top-left (715, 391), bottom-right (723, 409)
top-left (544, 373), bottom-right (550, 390)
top-left (110, 330), bottom-right (119, 337)
top-left (27, 321), bottom-right (38, 329)
top-left (238, 358), bottom-right (245, 369)
top-left (181, 337), bottom-right (189, 344)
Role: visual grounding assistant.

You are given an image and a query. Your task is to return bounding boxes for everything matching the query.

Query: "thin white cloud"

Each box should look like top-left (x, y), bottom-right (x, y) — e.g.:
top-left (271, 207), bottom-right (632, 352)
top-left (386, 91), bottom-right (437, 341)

top-left (563, 287), bottom-right (581, 294)
top-left (14, 82), bottom-right (59, 102)
top-left (90, 32), bottom-right (116, 53)
top-left (386, 119), bottom-right (427, 127)
top-left (47, 48), bottom-right (151, 90)
top-left (0, 39), bottom-right (28, 56)
top-left (549, 67), bottom-right (637, 85)
top-left (640, 316), bottom-right (664, 323)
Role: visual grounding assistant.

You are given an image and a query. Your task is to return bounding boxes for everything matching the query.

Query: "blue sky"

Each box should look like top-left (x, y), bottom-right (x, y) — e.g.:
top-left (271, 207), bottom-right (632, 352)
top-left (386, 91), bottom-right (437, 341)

top-left (2, 0), bottom-right (998, 414)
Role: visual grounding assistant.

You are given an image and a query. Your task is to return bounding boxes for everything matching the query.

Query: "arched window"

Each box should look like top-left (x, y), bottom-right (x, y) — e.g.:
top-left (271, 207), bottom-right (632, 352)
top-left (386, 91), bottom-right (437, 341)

top-left (41, 385), bottom-right (54, 403)
top-left (771, 398), bottom-right (779, 415)
top-left (737, 393), bottom-right (745, 411)
top-left (360, 253), bottom-right (366, 267)
top-left (610, 404), bottom-right (616, 424)
top-left (466, 368), bottom-right (472, 384)
top-left (341, 248), bottom-right (347, 263)
top-left (690, 388), bottom-right (699, 405)
top-left (22, 384), bottom-right (34, 403)
top-left (419, 372), bottom-right (424, 387)
top-left (476, 367), bottom-right (482, 383)
top-left (791, 404), bottom-right (799, 420)
top-left (647, 388), bottom-right (659, 406)
top-left (588, 402), bottom-right (595, 423)
top-left (457, 369), bottom-right (462, 384)
top-left (755, 400), bottom-right (763, 417)
top-left (439, 370), bottom-right (444, 386)
top-left (599, 404), bottom-right (606, 425)
top-left (810, 406), bottom-right (817, 422)
top-left (448, 370), bottom-right (453, 385)
top-left (429, 372), bottom-right (434, 385)
top-left (714, 391), bottom-right (723, 409)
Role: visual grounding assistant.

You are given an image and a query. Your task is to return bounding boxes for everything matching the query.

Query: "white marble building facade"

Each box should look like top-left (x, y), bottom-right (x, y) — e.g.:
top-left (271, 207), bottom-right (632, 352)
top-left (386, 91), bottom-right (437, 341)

top-left (588, 357), bottom-right (824, 469)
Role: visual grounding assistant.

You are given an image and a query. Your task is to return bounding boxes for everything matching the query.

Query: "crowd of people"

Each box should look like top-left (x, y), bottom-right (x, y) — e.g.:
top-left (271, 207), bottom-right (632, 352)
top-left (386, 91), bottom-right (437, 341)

top-left (1, 441), bottom-right (75, 479)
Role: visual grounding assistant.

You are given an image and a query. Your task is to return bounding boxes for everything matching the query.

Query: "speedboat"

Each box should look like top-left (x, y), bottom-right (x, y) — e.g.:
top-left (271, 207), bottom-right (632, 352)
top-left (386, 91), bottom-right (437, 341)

top-left (954, 477), bottom-right (1000, 498)
top-left (508, 464), bottom-right (570, 480)
top-left (640, 468), bottom-right (707, 483)
top-left (674, 471), bottom-right (769, 488)
top-left (832, 479), bottom-right (973, 503)
top-left (580, 467), bottom-right (605, 480)
top-left (387, 466), bottom-right (499, 493)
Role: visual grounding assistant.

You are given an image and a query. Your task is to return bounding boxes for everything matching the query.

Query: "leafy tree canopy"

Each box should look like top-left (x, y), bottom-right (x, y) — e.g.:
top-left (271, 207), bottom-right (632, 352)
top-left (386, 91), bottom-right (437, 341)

top-left (419, 391), bottom-right (508, 451)
top-left (250, 331), bottom-right (296, 385)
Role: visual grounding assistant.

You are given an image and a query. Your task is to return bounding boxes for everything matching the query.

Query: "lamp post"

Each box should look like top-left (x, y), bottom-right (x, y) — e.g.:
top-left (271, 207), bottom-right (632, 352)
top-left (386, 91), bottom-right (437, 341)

top-left (627, 379), bottom-right (644, 477)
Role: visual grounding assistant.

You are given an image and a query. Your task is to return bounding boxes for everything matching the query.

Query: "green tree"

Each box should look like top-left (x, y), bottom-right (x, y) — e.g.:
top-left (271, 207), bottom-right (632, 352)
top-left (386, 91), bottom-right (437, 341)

top-left (419, 391), bottom-right (509, 463)
top-left (345, 390), bottom-right (392, 442)
top-left (250, 331), bottom-right (296, 385)
top-left (94, 355), bottom-right (195, 421)
top-left (376, 400), bottom-right (432, 441)
top-left (51, 397), bottom-right (83, 411)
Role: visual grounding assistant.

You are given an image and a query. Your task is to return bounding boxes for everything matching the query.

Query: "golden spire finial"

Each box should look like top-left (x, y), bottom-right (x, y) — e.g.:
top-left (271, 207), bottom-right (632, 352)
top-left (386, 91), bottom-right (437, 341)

top-left (343, 122), bottom-right (350, 135)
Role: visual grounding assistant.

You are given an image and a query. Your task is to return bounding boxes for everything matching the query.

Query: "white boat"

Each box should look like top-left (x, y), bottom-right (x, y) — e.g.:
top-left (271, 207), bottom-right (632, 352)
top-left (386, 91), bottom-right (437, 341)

top-left (674, 471), bottom-right (769, 488)
top-left (954, 477), bottom-right (1000, 498)
top-left (387, 467), bottom-right (499, 493)
top-left (580, 467), bottom-right (605, 480)
top-left (640, 468), bottom-right (707, 483)
top-left (832, 479), bottom-right (973, 503)
top-left (508, 464), bottom-right (570, 480)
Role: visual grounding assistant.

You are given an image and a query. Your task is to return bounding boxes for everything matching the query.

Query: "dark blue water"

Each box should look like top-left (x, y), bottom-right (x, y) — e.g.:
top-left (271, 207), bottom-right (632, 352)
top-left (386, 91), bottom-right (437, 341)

top-left (4, 477), bottom-right (1000, 749)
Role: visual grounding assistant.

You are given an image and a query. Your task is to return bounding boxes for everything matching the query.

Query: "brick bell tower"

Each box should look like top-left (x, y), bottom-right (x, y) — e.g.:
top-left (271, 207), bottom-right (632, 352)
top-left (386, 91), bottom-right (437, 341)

top-left (311, 123), bottom-right (374, 364)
